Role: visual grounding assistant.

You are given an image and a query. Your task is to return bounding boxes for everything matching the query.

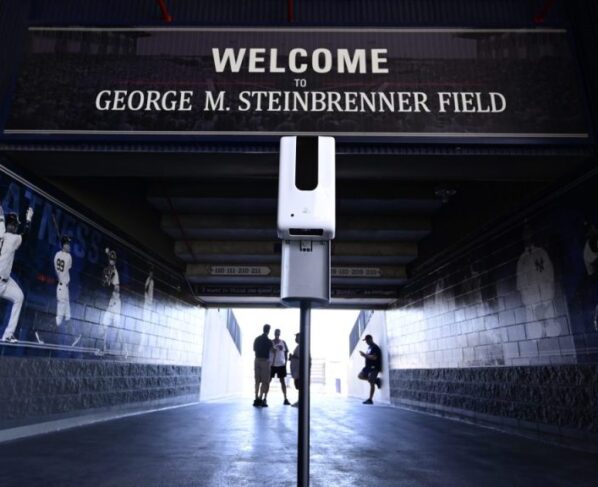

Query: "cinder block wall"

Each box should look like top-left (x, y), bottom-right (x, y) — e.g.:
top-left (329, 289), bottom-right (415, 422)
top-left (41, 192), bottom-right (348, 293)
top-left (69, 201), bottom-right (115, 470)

top-left (0, 167), bottom-right (204, 432)
top-left (387, 175), bottom-right (598, 450)
top-left (0, 359), bottom-right (201, 428)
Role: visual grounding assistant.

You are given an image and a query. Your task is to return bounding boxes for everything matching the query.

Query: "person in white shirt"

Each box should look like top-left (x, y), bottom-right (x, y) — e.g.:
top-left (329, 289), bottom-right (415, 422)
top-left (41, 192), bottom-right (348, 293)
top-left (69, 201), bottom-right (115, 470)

top-left (516, 245), bottom-right (555, 314)
top-left (54, 235), bottom-right (81, 347)
top-left (269, 328), bottom-right (290, 405)
top-left (0, 204), bottom-right (33, 343)
top-left (101, 247), bottom-right (122, 352)
top-left (516, 225), bottom-right (556, 326)
top-left (54, 235), bottom-right (72, 326)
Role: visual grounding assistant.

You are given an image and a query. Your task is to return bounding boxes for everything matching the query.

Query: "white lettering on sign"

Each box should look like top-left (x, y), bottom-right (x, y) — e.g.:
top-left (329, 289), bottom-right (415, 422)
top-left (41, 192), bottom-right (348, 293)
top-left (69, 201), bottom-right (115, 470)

top-left (331, 267), bottom-right (382, 278)
top-left (437, 92), bottom-right (506, 113)
top-left (235, 91), bottom-right (432, 113)
top-left (93, 89), bottom-right (508, 115)
top-left (95, 90), bottom-right (193, 111)
top-left (204, 91), bottom-right (226, 111)
top-left (211, 48), bottom-right (389, 74)
top-left (209, 266), bottom-right (272, 276)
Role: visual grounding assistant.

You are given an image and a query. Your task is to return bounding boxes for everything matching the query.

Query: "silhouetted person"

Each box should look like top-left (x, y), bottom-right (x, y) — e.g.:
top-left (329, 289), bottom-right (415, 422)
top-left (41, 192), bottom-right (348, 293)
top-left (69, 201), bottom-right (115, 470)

top-left (253, 324), bottom-right (272, 407)
top-left (270, 328), bottom-right (290, 405)
top-left (289, 332), bottom-right (300, 407)
top-left (358, 334), bottom-right (382, 404)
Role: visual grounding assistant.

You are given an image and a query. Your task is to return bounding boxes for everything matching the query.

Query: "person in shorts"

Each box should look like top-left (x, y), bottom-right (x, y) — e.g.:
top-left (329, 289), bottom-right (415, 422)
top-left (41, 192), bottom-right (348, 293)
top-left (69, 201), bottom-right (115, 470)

top-left (270, 328), bottom-right (290, 405)
top-left (289, 332), bottom-right (300, 407)
top-left (253, 324), bottom-right (273, 407)
top-left (358, 334), bottom-right (382, 404)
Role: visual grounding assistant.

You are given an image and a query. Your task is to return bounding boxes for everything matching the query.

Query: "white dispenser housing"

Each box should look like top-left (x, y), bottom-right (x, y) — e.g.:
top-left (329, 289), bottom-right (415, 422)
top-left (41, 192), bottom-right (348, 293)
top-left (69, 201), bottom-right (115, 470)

top-left (277, 136), bottom-right (336, 240)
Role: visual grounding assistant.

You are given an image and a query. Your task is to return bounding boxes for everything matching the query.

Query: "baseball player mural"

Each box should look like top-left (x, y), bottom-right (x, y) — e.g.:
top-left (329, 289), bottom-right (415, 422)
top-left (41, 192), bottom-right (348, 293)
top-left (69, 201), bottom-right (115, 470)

top-left (54, 236), bottom-right (72, 325)
top-left (581, 220), bottom-right (598, 331)
top-left (143, 268), bottom-right (154, 323)
top-left (53, 235), bottom-right (81, 347)
top-left (101, 247), bottom-right (123, 353)
top-left (0, 203), bottom-right (33, 343)
top-left (516, 224), bottom-right (560, 336)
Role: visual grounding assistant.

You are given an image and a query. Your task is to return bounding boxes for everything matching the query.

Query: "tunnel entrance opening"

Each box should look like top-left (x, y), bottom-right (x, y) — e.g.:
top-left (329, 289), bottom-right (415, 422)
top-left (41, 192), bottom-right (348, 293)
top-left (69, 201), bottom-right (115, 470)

top-left (199, 307), bottom-right (374, 404)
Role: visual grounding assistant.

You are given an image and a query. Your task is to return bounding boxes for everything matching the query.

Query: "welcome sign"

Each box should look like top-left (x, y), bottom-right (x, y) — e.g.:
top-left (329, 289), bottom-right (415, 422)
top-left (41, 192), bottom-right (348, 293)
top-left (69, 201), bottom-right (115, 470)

top-left (3, 27), bottom-right (589, 141)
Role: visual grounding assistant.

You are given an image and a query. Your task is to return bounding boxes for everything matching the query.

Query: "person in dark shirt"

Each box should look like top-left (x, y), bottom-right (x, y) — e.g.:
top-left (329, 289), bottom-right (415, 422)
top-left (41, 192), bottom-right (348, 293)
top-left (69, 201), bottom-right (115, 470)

top-left (358, 334), bottom-right (382, 404)
top-left (253, 324), bottom-right (273, 407)
top-left (289, 332), bottom-right (300, 407)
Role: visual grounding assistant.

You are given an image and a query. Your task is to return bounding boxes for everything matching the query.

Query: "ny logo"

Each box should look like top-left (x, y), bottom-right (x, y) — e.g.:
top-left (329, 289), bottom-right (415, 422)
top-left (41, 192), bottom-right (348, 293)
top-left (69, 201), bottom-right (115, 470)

top-left (535, 258), bottom-right (545, 272)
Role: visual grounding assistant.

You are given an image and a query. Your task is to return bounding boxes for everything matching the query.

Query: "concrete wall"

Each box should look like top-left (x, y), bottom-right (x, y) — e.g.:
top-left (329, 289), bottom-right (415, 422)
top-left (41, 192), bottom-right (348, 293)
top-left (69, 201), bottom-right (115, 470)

top-left (0, 166), bottom-right (204, 436)
top-left (348, 311), bottom-right (390, 404)
top-left (386, 173), bottom-right (598, 450)
top-left (199, 309), bottom-right (243, 401)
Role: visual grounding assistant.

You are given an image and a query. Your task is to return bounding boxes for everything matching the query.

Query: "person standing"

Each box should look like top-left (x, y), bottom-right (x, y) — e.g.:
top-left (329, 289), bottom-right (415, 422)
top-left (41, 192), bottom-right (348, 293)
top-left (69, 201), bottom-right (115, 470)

top-left (270, 328), bottom-right (290, 405)
top-left (358, 334), bottom-right (382, 405)
top-left (253, 324), bottom-right (272, 407)
top-left (289, 332), bottom-right (300, 407)
top-left (0, 204), bottom-right (33, 343)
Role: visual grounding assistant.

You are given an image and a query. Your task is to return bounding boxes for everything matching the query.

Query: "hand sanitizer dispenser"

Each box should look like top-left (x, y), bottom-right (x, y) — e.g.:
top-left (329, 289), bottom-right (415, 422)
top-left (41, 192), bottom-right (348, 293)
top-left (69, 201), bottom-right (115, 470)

top-left (277, 136), bottom-right (335, 241)
top-left (277, 136), bottom-right (335, 306)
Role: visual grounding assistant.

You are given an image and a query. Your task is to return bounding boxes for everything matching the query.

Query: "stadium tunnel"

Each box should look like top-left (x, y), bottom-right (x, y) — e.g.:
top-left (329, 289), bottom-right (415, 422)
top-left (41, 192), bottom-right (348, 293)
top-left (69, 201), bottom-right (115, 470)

top-left (0, 0), bottom-right (598, 485)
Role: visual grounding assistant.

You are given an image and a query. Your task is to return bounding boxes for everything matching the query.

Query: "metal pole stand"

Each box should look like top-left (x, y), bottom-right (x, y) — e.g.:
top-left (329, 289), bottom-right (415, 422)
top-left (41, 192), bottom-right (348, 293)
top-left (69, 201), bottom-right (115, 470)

top-left (298, 301), bottom-right (311, 487)
top-left (280, 239), bottom-right (331, 487)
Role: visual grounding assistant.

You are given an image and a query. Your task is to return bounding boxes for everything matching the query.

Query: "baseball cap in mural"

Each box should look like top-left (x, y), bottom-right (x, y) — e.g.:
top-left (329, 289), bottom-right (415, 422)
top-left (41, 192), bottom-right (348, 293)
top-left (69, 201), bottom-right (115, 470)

top-left (363, 334), bottom-right (372, 341)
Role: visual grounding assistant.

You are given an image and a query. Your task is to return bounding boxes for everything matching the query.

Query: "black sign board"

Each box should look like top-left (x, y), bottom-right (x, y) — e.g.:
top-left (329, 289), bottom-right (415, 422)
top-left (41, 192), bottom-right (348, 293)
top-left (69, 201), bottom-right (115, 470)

top-left (3, 27), bottom-right (590, 142)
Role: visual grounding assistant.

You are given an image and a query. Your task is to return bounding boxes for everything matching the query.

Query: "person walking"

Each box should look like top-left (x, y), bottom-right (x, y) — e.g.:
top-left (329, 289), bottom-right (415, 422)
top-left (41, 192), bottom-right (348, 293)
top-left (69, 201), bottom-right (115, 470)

top-left (358, 334), bottom-right (382, 404)
top-left (270, 328), bottom-right (290, 405)
top-left (253, 324), bottom-right (273, 407)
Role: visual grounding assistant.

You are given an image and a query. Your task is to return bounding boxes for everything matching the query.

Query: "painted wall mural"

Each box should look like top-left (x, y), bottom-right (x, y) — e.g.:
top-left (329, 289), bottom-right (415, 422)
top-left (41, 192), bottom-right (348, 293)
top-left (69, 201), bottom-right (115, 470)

top-left (387, 173), bottom-right (598, 370)
top-left (386, 215), bottom-right (574, 370)
top-left (0, 167), bottom-right (203, 365)
top-left (555, 185), bottom-right (598, 364)
top-left (386, 182), bottom-right (598, 443)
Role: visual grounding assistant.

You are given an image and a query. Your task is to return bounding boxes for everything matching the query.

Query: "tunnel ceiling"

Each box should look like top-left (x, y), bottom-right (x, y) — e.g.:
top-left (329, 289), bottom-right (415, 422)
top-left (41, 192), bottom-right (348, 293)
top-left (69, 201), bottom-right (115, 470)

top-left (5, 147), bottom-right (592, 308)
top-left (1, 0), bottom-right (596, 308)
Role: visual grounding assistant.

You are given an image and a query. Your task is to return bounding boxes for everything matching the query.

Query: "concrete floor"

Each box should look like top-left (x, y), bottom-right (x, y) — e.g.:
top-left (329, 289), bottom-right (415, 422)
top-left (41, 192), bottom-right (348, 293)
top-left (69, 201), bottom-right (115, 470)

top-left (0, 396), bottom-right (596, 486)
